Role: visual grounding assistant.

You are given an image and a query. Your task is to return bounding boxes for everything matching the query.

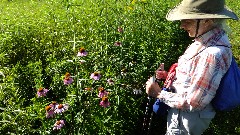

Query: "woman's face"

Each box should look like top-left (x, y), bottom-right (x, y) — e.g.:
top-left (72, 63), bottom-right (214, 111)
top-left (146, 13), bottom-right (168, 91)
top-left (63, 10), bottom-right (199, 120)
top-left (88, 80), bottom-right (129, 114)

top-left (180, 19), bottom-right (214, 37)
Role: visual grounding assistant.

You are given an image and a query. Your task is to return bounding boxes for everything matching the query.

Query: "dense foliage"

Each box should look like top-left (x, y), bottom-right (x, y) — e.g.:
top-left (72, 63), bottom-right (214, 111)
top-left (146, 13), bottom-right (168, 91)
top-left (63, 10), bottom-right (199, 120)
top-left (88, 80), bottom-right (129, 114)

top-left (0, 0), bottom-right (239, 135)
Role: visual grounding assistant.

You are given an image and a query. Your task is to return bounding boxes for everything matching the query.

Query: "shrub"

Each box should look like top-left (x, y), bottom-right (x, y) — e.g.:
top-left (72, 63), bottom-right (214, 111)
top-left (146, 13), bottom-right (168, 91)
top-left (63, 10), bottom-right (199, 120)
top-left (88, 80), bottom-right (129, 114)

top-left (0, 0), bottom-right (239, 135)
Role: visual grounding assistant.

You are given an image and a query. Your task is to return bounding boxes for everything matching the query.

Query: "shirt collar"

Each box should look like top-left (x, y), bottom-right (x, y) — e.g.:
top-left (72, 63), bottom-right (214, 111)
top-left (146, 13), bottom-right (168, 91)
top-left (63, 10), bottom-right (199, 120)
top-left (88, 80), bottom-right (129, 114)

top-left (195, 28), bottom-right (224, 46)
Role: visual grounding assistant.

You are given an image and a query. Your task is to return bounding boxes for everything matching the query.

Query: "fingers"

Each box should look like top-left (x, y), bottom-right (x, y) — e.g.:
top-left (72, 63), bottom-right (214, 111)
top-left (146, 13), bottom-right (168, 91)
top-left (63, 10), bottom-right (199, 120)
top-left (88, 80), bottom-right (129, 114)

top-left (145, 79), bottom-right (160, 97)
top-left (145, 79), bottom-right (153, 95)
top-left (155, 70), bottom-right (168, 79)
top-left (159, 63), bottom-right (164, 71)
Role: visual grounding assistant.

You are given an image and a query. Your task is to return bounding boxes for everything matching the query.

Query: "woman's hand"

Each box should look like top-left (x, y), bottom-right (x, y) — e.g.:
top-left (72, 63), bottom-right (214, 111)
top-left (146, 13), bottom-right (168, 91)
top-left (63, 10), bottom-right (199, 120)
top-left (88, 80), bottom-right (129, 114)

top-left (145, 77), bottom-right (162, 97)
top-left (155, 70), bottom-right (168, 80)
top-left (155, 63), bottom-right (168, 80)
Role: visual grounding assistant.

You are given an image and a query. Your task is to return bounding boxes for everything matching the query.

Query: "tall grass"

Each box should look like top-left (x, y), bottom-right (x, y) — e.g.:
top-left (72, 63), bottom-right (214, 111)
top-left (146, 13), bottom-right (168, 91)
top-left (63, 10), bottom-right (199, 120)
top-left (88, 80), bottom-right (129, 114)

top-left (0, 0), bottom-right (239, 134)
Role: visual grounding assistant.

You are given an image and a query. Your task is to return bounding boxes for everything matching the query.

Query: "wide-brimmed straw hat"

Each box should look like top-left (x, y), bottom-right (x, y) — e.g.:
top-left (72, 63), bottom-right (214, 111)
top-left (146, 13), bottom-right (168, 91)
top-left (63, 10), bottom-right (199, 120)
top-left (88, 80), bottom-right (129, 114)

top-left (166, 0), bottom-right (239, 21)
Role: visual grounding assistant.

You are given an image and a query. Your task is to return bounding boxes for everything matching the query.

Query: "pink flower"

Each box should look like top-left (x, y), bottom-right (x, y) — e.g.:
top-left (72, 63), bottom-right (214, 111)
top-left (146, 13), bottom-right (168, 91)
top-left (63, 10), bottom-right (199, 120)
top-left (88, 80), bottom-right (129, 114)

top-left (90, 72), bottom-right (101, 80)
top-left (37, 87), bottom-right (49, 98)
top-left (114, 41), bottom-right (122, 46)
top-left (100, 96), bottom-right (110, 108)
top-left (64, 78), bottom-right (73, 85)
top-left (53, 120), bottom-right (65, 130)
top-left (118, 27), bottom-right (123, 33)
top-left (98, 87), bottom-right (108, 98)
top-left (45, 105), bottom-right (55, 118)
top-left (54, 104), bottom-right (69, 114)
top-left (49, 101), bottom-right (59, 109)
top-left (77, 47), bottom-right (88, 56)
top-left (107, 78), bottom-right (114, 85)
top-left (64, 72), bottom-right (73, 85)
top-left (45, 101), bottom-right (58, 118)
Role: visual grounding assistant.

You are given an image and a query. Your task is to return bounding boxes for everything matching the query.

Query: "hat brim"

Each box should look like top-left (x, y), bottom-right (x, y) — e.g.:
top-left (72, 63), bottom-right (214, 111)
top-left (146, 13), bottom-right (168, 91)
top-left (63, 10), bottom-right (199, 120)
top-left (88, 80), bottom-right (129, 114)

top-left (166, 4), bottom-right (239, 21)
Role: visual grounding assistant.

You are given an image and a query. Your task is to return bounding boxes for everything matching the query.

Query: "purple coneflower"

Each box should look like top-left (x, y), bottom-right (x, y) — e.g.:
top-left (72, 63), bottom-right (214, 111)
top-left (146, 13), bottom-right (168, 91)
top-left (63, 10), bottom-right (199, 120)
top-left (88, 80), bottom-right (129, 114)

top-left (37, 87), bottom-right (49, 98)
top-left (118, 27), bottom-right (123, 33)
top-left (53, 120), bottom-right (65, 130)
top-left (64, 72), bottom-right (73, 85)
top-left (90, 72), bottom-right (101, 80)
top-left (107, 78), bottom-right (114, 85)
top-left (100, 96), bottom-right (110, 108)
top-left (49, 101), bottom-right (58, 109)
top-left (114, 41), bottom-right (122, 46)
top-left (77, 47), bottom-right (88, 56)
top-left (54, 104), bottom-right (69, 114)
top-left (45, 105), bottom-right (55, 118)
top-left (98, 87), bottom-right (108, 98)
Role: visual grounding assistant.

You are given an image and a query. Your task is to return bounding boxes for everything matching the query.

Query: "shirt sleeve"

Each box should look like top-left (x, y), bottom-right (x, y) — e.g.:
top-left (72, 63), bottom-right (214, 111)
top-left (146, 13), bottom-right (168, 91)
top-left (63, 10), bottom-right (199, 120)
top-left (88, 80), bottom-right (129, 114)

top-left (159, 48), bottom-right (231, 111)
top-left (187, 53), bottom-right (224, 111)
top-left (159, 90), bottom-right (188, 110)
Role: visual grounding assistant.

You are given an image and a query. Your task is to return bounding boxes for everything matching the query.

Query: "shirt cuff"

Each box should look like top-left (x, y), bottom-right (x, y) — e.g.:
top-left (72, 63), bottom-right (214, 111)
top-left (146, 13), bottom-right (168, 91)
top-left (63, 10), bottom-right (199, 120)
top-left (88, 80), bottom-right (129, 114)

top-left (157, 90), bottom-right (168, 99)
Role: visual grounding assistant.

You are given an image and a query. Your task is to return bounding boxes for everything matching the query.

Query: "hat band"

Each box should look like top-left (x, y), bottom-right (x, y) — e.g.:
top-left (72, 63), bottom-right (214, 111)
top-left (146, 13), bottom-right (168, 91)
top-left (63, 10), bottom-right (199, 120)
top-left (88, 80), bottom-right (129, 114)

top-left (180, 6), bottom-right (224, 14)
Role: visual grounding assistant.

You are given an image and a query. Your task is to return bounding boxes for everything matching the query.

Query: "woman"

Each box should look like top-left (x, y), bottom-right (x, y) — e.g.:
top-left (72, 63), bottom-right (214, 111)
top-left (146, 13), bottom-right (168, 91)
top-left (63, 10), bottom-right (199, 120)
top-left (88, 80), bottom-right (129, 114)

top-left (145, 0), bottom-right (238, 134)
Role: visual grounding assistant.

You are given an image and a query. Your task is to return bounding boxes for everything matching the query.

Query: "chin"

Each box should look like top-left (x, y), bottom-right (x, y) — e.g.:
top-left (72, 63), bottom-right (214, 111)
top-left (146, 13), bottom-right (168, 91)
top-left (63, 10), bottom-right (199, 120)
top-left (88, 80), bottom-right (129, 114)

top-left (188, 33), bottom-right (195, 37)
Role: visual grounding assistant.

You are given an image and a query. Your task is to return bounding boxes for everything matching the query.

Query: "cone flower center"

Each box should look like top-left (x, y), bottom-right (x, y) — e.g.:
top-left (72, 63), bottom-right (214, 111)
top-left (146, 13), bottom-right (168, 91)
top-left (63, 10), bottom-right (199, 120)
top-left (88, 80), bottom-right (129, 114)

top-left (98, 87), bottom-right (104, 92)
top-left (79, 48), bottom-right (85, 53)
top-left (58, 104), bottom-right (63, 109)
top-left (56, 121), bottom-right (61, 125)
top-left (38, 88), bottom-right (44, 92)
top-left (94, 72), bottom-right (99, 76)
top-left (65, 72), bottom-right (70, 78)
top-left (52, 101), bottom-right (57, 105)
top-left (45, 106), bottom-right (51, 111)
top-left (102, 97), bottom-right (108, 102)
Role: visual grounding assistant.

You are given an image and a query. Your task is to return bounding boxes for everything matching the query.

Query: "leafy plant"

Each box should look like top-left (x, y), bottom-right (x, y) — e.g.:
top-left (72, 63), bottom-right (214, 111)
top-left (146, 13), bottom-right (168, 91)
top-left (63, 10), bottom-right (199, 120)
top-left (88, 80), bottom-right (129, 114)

top-left (0, 0), bottom-right (239, 135)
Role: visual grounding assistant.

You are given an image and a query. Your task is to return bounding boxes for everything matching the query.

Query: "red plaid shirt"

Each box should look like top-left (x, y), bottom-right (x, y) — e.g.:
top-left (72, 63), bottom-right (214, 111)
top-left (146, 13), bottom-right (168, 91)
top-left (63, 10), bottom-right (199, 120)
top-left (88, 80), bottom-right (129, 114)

top-left (160, 28), bottom-right (232, 111)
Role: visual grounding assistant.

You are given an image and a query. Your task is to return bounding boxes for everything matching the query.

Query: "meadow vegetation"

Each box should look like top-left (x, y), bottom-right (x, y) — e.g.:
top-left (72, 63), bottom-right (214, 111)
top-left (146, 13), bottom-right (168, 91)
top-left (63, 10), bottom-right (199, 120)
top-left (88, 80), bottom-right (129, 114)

top-left (0, 0), bottom-right (239, 134)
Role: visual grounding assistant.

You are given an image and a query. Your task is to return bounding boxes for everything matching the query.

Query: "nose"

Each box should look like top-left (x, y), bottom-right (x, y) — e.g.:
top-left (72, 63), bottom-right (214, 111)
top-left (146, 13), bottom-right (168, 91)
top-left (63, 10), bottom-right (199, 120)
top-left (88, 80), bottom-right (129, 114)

top-left (180, 21), bottom-right (185, 29)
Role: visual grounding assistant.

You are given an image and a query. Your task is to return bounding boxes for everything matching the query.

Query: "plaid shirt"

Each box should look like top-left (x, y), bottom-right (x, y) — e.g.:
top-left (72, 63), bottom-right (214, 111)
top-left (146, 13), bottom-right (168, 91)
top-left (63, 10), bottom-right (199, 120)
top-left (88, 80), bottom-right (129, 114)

top-left (160, 28), bottom-right (232, 111)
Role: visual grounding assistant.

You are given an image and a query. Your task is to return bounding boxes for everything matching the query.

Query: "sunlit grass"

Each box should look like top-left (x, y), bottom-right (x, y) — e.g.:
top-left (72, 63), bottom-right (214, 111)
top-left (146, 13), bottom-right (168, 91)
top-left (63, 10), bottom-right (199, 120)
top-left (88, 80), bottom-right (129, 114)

top-left (0, 0), bottom-right (239, 134)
